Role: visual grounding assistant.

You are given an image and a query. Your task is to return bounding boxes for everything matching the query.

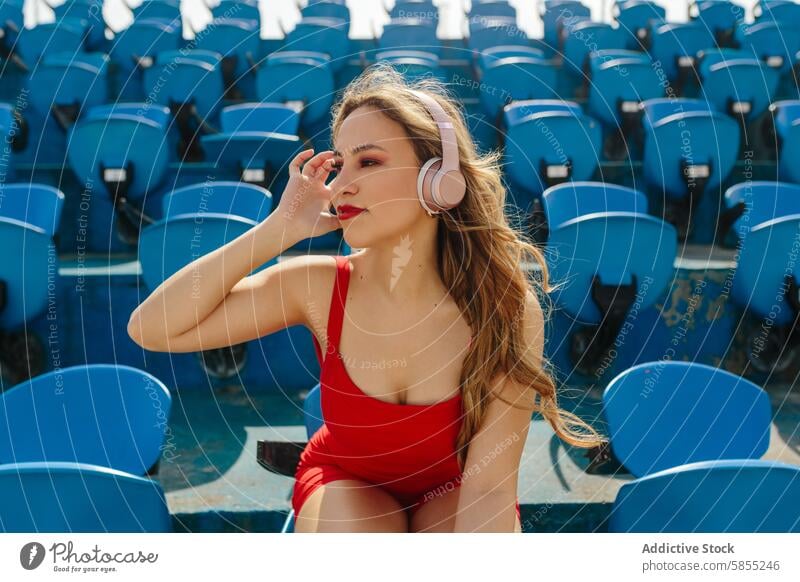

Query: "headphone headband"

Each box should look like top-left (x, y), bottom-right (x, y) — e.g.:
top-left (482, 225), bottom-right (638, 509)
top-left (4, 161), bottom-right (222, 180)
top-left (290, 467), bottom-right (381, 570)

top-left (409, 89), bottom-right (460, 174)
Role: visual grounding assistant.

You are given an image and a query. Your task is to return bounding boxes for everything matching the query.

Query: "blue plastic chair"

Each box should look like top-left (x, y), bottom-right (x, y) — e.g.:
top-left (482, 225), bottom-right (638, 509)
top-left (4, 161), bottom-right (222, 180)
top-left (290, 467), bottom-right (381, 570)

top-left (132, 0), bottom-right (181, 21)
top-left (478, 45), bottom-right (546, 71)
top-left (0, 365), bottom-right (172, 475)
top-left (610, 459), bottom-right (800, 532)
top-left (541, 0), bottom-right (591, 52)
top-left (754, 0), bottom-right (800, 22)
top-left (0, 184), bottom-right (64, 330)
top-left (562, 22), bottom-right (628, 75)
top-left (647, 21), bottom-right (713, 82)
top-left (110, 17), bottom-right (183, 74)
top-left (639, 97), bottom-right (711, 131)
top-left (723, 181), bottom-right (800, 240)
top-left (302, 0), bottom-right (350, 31)
top-left (613, 0), bottom-right (666, 49)
top-left (736, 20), bottom-right (800, 73)
top-left (390, 0), bottom-right (437, 22)
top-left (283, 17), bottom-right (349, 71)
top-left (194, 17), bottom-right (261, 95)
top-left (603, 361), bottom-right (771, 478)
top-left (480, 56), bottom-right (558, 118)
top-left (138, 182), bottom-right (274, 291)
top-left (256, 51), bottom-right (335, 129)
top-left (503, 103), bottom-right (602, 197)
top-left (375, 50), bottom-right (444, 82)
top-left (214, 0), bottom-right (261, 25)
top-left (52, 0), bottom-right (106, 50)
top-left (16, 20), bottom-right (86, 66)
top-left (690, 0), bottom-right (744, 45)
top-left (0, 462), bottom-right (172, 532)
top-left (698, 49), bottom-right (780, 120)
top-left (770, 101), bottom-right (800, 184)
top-left (543, 181), bottom-right (649, 229)
top-left (470, 0), bottom-right (516, 20)
top-left (379, 18), bottom-right (440, 55)
top-left (467, 17), bottom-right (529, 53)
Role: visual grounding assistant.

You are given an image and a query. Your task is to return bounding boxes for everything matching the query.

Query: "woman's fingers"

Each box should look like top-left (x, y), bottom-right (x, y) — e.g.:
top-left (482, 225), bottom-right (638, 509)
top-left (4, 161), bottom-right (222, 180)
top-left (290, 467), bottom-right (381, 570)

top-left (289, 148), bottom-right (315, 177)
top-left (314, 157), bottom-right (336, 184)
top-left (301, 150), bottom-right (336, 178)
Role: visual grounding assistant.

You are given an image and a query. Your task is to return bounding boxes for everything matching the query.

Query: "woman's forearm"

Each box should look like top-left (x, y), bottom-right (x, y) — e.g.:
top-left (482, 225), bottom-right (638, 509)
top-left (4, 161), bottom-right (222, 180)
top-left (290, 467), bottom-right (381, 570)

top-left (128, 211), bottom-right (302, 347)
top-left (453, 490), bottom-right (518, 533)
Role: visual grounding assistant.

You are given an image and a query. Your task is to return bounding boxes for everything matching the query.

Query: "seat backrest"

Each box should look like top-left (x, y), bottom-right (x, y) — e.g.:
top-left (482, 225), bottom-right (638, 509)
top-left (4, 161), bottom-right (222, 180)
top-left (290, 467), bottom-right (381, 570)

top-left (0, 183), bottom-right (64, 236)
top-left (603, 360), bottom-right (771, 477)
top-left (724, 181), bottom-right (800, 235)
top-left (504, 99), bottom-right (582, 127)
top-left (0, 365), bottom-right (172, 476)
top-left (162, 181), bottom-right (273, 223)
top-left (649, 21), bottom-right (714, 80)
top-left (770, 100), bottom-right (800, 137)
top-left (610, 459), bottom-right (800, 532)
top-left (543, 182), bottom-right (647, 228)
top-left (0, 462), bottom-right (172, 532)
top-left (221, 103), bottom-right (300, 135)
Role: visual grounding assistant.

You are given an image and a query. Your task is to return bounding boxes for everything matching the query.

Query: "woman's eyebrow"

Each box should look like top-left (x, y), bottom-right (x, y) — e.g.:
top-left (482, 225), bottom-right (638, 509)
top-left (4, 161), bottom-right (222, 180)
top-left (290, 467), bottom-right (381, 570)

top-left (332, 143), bottom-right (389, 157)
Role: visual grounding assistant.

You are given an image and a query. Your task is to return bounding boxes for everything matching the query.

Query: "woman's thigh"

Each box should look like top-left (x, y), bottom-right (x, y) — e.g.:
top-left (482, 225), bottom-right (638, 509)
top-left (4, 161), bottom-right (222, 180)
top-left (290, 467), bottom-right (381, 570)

top-left (409, 487), bottom-right (522, 533)
top-left (295, 479), bottom-right (409, 533)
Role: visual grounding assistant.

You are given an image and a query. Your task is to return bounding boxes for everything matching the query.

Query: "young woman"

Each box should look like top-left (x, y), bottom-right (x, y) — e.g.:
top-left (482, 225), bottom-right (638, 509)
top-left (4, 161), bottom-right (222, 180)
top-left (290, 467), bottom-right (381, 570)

top-left (128, 64), bottom-right (606, 533)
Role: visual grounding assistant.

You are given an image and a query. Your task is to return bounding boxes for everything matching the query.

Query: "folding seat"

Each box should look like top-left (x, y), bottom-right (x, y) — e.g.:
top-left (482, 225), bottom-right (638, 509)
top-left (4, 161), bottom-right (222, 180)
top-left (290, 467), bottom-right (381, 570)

top-left (647, 21), bottom-right (714, 92)
top-left (689, 0), bottom-right (744, 47)
top-left (478, 45), bottom-right (546, 71)
top-left (641, 99), bottom-right (740, 240)
top-left (66, 102), bottom-right (171, 246)
top-left (302, 0), bottom-right (349, 26)
top-left (502, 100), bottom-right (602, 202)
top-left (541, 0), bottom-right (590, 54)
top-left (478, 55), bottom-right (558, 120)
top-left (735, 20), bottom-right (800, 75)
top-left (201, 103), bottom-right (303, 189)
top-left (561, 21), bottom-right (628, 82)
top-left (16, 20), bottom-right (86, 67)
top-left (390, 0), bottom-right (438, 22)
top-left (753, 0), bottom-right (800, 22)
top-left (697, 48), bottom-right (779, 122)
top-left (138, 182), bottom-right (274, 378)
top-left (0, 365), bottom-right (171, 475)
top-left (142, 49), bottom-right (224, 161)
top-left (214, 0), bottom-right (261, 25)
top-left (0, 184), bottom-right (64, 383)
top-left (194, 17), bottom-right (261, 99)
top-left (768, 100), bottom-right (800, 184)
top-left (467, 17), bottom-right (529, 53)
top-left (612, 0), bottom-right (666, 49)
top-left (131, 0), bottom-right (182, 21)
top-left (587, 50), bottom-right (665, 159)
top-left (0, 462), bottom-right (172, 532)
top-left (610, 459), bottom-right (800, 532)
top-left (52, 0), bottom-right (106, 51)
top-left (722, 181), bottom-right (800, 374)
top-left (541, 182), bottom-right (676, 375)
top-left (469, 0), bottom-right (517, 20)
top-left (283, 17), bottom-right (349, 71)
top-left (256, 51), bottom-right (335, 132)
top-left (379, 17), bottom-right (441, 55)
top-left (110, 17), bottom-right (183, 76)
top-left (375, 50), bottom-right (445, 82)
top-left (602, 361), bottom-right (771, 477)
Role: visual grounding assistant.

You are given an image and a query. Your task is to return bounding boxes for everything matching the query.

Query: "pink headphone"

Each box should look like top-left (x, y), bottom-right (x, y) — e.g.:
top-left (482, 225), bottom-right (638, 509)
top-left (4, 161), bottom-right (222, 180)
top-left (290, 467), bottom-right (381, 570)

top-left (409, 89), bottom-right (467, 216)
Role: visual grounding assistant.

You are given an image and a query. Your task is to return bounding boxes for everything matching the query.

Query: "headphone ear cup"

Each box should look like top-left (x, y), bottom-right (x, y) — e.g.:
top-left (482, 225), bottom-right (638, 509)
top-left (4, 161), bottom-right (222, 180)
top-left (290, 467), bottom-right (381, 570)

top-left (417, 157), bottom-right (442, 214)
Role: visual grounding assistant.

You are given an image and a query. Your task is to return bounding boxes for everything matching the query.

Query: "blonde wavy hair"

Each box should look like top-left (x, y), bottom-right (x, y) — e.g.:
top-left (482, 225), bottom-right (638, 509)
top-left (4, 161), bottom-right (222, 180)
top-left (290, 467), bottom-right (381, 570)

top-left (330, 63), bottom-right (607, 467)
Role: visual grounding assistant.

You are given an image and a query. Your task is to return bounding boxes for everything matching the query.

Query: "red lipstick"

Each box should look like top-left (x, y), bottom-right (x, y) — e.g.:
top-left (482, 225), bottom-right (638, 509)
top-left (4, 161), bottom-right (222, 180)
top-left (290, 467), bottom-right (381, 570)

top-left (336, 205), bottom-right (365, 220)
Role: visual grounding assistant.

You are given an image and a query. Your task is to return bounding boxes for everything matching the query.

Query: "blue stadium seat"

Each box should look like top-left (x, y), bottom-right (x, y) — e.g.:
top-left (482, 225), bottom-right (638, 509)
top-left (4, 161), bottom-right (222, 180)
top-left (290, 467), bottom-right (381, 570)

top-left (541, 0), bottom-right (591, 53)
top-left (467, 17), bottom-right (529, 52)
top-left (0, 365), bottom-right (172, 476)
top-left (613, 0), bottom-right (666, 49)
top-left (603, 361), bottom-right (771, 477)
top-left (542, 182), bottom-right (676, 375)
top-left (690, 0), bottom-right (744, 47)
top-left (110, 17), bottom-right (183, 75)
top-left (66, 102), bottom-right (171, 245)
top-left (502, 101), bottom-right (602, 197)
top-left (195, 17), bottom-right (261, 100)
top-left (642, 106), bottom-right (740, 239)
top-left (477, 45), bottom-right (546, 71)
top-left (0, 183), bottom-right (64, 331)
top-left (769, 101), bottom-right (800, 183)
top-left (698, 48), bottom-right (780, 120)
top-left (390, 0), bottom-right (437, 22)
top-left (52, 0), bottom-right (106, 50)
top-left (16, 20), bottom-right (86, 67)
top-left (375, 50), bottom-right (444, 82)
top-left (736, 20), bottom-right (800, 73)
top-left (131, 0), bottom-right (182, 21)
top-left (610, 459), bottom-right (800, 532)
top-left (201, 103), bottom-right (303, 188)
top-left (587, 50), bottom-right (664, 158)
top-left (214, 0), bottom-right (261, 25)
top-left (479, 56), bottom-right (558, 118)
top-left (647, 22), bottom-right (713, 87)
top-left (283, 17), bottom-right (349, 71)
top-left (754, 0), bottom-right (800, 22)
top-left (138, 182), bottom-right (274, 292)
top-left (256, 51), bottom-right (335, 130)
top-left (302, 0), bottom-right (350, 31)
top-left (379, 17), bottom-right (441, 54)
top-left (639, 96), bottom-right (711, 130)
top-left (0, 462), bottom-right (172, 532)
top-left (469, 0), bottom-right (516, 20)
top-left (561, 21), bottom-right (628, 76)
top-left (724, 181), bottom-right (800, 239)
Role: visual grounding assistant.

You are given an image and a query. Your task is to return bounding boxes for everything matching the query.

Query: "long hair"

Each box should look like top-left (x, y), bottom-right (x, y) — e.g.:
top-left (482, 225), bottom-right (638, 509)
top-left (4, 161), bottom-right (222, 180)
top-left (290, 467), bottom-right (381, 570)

top-left (330, 63), bottom-right (607, 467)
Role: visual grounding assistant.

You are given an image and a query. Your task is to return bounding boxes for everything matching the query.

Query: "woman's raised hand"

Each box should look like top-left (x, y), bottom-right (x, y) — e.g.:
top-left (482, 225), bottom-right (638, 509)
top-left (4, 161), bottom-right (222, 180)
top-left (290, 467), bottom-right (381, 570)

top-left (276, 148), bottom-right (340, 241)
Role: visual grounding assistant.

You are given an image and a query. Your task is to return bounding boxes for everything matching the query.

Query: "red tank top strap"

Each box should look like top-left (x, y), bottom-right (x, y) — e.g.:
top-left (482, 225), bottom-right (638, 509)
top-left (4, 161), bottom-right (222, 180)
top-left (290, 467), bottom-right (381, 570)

top-left (325, 255), bottom-right (352, 357)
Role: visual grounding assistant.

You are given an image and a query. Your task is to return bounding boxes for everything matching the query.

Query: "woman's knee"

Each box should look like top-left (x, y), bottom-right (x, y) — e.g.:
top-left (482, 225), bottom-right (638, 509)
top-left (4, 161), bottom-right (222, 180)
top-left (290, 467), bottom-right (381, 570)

top-left (294, 480), bottom-right (408, 532)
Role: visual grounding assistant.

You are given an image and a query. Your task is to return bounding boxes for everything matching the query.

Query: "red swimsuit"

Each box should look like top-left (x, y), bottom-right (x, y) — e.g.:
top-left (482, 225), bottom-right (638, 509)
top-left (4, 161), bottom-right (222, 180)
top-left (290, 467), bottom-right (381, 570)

top-left (292, 255), bottom-right (522, 525)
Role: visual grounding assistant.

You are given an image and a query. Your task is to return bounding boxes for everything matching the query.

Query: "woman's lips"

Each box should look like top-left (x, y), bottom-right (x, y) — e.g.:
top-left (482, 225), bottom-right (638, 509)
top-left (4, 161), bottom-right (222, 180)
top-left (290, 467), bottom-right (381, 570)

top-left (337, 206), bottom-right (365, 220)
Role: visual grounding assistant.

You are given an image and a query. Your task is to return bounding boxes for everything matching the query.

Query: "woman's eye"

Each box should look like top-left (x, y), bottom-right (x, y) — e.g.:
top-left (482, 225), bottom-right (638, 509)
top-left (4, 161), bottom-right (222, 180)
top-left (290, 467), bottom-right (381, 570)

top-left (361, 159), bottom-right (378, 167)
top-left (330, 161), bottom-right (343, 174)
